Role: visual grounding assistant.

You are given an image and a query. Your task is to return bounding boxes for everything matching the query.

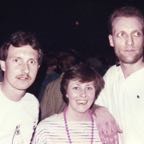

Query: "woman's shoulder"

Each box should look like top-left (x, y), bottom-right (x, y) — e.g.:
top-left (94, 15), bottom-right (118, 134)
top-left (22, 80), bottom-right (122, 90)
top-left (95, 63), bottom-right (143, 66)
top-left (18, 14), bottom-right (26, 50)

top-left (43, 112), bottom-right (63, 121)
top-left (34, 113), bottom-right (64, 135)
top-left (38, 113), bottom-right (63, 127)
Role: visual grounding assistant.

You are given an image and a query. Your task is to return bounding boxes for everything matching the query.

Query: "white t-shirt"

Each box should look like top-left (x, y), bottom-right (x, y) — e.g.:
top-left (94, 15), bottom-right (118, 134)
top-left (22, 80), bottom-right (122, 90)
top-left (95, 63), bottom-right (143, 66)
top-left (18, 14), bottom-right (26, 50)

top-left (96, 65), bottom-right (144, 144)
top-left (0, 90), bottom-right (39, 144)
top-left (32, 113), bottom-right (102, 144)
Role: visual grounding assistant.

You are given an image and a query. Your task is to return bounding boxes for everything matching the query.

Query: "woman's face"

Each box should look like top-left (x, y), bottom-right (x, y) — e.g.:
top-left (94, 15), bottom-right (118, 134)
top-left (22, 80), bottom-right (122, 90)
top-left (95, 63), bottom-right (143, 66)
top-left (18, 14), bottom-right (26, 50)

top-left (66, 79), bottom-right (96, 113)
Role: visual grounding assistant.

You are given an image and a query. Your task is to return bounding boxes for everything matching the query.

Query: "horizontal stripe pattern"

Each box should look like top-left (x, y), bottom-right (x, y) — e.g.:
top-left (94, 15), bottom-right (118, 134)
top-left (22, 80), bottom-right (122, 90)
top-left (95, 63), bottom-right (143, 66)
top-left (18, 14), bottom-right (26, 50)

top-left (32, 114), bottom-right (102, 144)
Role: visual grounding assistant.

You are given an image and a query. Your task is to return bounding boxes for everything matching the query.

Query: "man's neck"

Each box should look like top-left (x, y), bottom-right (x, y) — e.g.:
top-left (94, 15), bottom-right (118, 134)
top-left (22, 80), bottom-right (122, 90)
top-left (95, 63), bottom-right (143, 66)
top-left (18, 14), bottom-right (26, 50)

top-left (0, 83), bottom-right (26, 101)
top-left (120, 61), bottom-right (144, 78)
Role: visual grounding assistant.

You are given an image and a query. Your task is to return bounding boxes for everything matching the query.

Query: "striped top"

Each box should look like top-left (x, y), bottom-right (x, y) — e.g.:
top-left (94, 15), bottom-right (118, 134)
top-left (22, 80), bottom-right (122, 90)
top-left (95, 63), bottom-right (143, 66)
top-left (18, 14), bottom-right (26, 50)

top-left (32, 113), bottom-right (102, 144)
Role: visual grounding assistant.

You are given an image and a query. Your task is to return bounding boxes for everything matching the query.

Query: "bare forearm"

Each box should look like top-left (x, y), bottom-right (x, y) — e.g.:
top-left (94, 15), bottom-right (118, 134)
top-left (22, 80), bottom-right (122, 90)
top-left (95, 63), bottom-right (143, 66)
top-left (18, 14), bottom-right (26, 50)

top-left (94, 104), bottom-right (122, 144)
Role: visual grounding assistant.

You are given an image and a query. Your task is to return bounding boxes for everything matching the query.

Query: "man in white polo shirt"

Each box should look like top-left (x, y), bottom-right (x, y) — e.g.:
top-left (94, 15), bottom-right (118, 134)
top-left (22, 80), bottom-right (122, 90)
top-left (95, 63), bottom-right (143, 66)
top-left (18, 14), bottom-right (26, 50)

top-left (96, 6), bottom-right (144, 144)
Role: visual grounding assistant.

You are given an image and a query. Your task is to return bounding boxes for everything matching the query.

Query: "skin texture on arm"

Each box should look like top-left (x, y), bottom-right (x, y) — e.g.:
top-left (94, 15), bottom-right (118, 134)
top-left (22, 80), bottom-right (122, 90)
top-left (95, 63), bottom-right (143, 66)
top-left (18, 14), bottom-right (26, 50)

top-left (92, 105), bottom-right (122, 144)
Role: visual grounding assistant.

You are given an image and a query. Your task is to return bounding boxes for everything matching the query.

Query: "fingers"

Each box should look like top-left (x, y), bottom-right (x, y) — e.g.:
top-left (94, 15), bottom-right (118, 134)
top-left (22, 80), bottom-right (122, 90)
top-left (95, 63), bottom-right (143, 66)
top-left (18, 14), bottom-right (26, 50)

top-left (100, 134), bottom-right (119, 144)
top-left (98, 124), bottom-right (120, 144)
top-left (94, 106), bottom-right (122, 143)
top-left (116, 124), bottom-right (123, 134)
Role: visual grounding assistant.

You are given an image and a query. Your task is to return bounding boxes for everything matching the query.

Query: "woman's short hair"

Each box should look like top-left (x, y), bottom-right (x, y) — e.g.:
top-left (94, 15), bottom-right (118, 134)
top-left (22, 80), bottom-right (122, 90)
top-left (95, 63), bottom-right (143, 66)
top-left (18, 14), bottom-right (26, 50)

top-left (60, 63), bottom-right (104, 104)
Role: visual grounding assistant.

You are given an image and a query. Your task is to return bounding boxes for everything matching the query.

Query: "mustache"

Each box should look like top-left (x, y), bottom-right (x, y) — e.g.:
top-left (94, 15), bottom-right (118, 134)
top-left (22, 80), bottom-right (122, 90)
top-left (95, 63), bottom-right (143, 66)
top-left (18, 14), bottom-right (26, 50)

top-left (16, 73), bottom-right (31, 79)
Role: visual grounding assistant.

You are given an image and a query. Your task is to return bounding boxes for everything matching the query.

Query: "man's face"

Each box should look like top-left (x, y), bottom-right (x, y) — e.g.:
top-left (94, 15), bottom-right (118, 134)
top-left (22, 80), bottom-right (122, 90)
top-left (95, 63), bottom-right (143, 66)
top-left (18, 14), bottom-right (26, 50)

top-left (1, 45), bottom-right (40, 91)
top-left (109, 16), bottom-right (144, 64)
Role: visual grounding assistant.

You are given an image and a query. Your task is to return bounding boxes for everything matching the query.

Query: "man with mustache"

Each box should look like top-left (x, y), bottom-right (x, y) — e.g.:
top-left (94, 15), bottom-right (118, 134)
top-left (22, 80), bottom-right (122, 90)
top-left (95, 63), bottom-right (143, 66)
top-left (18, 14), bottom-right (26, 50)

top-left (0, 31), bottom-right (43, 144)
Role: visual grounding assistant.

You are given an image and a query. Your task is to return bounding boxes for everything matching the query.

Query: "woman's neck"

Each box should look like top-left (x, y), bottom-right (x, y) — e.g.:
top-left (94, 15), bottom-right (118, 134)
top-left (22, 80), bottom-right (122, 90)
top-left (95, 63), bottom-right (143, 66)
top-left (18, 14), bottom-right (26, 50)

top-left (63, 107), bottom-right (94, 144)
top-left (65, 107), bottom-right (92, 121)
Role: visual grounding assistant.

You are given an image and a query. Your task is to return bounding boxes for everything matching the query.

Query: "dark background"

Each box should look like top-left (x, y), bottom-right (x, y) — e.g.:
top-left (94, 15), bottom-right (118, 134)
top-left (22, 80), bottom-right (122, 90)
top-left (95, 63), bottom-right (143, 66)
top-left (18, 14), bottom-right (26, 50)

top-left (0, 0), bottom-right (143, 60)
top-left (0, 0), bottom-right (143, 95)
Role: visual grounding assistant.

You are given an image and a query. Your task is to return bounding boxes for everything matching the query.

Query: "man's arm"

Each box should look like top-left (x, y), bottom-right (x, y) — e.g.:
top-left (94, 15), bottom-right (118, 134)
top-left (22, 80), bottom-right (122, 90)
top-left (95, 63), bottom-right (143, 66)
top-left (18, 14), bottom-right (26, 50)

top-left (92, 105), bottom-right (122, 144)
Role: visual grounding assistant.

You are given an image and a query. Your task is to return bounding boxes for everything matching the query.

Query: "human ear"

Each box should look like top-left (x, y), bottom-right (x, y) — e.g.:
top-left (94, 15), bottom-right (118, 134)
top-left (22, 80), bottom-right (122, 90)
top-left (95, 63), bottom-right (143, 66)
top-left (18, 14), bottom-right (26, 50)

top-left (0, 60), bottom-right (6, 71)
top-left (108, 34), bottom-right (114, 47)
top-left (66, 94), bottom-right (69, 98)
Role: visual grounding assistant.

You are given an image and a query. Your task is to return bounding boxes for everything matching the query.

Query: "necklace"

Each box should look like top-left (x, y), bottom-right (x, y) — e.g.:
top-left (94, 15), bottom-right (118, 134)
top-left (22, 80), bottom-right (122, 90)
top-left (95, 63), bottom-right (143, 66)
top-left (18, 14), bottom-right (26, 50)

top-left (63, 108), bottom-right (94, 144)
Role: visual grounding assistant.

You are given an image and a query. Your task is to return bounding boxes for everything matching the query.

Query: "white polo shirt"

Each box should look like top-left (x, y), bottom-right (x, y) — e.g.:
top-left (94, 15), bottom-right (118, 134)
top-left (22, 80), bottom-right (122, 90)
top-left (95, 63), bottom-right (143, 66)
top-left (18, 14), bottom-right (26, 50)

top-left (96, 65), bottom-right (144, 144)
top-left (0, 90), bottom-right (39, 144)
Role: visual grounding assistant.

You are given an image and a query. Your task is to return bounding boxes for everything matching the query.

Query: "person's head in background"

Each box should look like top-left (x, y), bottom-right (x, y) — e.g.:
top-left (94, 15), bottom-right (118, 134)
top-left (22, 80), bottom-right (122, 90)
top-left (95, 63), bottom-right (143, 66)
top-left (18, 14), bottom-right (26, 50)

top-left (0, 31), bottom-right (43, 94)
top-left (44, 52), bottom-right (58, 74)
top-left (61, 63), bottom-right (104, 117)
top-left (108, 6), bottom-right (144, 69)
top-left (57, 51), bottom-right (81, 74)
